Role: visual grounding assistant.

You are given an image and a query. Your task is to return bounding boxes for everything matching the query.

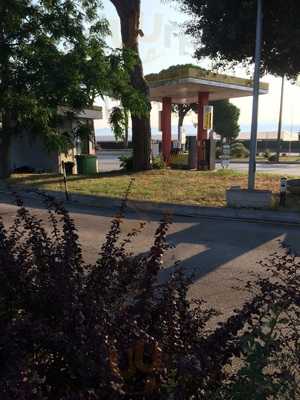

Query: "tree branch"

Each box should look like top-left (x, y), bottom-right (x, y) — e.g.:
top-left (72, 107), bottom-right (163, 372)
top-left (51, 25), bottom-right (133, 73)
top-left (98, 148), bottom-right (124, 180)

top-left (110, 0), bottom-right (130, 16)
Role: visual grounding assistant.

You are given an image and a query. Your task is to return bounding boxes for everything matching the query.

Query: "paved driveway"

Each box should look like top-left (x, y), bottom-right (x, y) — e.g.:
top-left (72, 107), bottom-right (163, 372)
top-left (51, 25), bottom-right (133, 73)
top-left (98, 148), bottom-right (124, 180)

top-left (97, 151), bottom-right (122, 171)
top-left (218, 162), bottom-right (300, 176)
top-left (97, 151), bottom-right (300, 175)
top-left (1, 197), bottom-right (299, 318)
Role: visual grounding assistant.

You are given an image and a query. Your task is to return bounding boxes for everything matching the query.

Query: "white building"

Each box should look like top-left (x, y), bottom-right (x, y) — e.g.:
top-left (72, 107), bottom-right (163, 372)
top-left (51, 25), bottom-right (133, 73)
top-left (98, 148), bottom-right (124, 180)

top-left (10, 106), bottom-right (103, 174)
top-left (238, 130), bottom-right (299, 142)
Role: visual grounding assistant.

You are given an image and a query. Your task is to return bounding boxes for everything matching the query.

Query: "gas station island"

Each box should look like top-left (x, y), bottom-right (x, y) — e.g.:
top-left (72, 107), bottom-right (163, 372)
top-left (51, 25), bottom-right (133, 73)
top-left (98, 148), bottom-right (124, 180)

top-left (146, 65), bottom-right (269, 170)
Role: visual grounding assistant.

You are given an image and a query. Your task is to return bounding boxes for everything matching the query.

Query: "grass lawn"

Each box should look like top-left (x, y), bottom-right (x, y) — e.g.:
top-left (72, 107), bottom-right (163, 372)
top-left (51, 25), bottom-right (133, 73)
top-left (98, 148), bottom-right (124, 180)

top-left (6, 169), bottom-right (300, 210)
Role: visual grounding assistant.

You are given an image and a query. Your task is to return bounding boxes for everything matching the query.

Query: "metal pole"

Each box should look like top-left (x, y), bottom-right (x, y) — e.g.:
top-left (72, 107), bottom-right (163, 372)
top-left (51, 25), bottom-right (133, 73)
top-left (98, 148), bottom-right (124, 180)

top-left (61, 161), bottom-right (70, 201)
top-left (276, 75), bottom-right (285, 162)
top-left (248, 0), bottom-right (263, 190)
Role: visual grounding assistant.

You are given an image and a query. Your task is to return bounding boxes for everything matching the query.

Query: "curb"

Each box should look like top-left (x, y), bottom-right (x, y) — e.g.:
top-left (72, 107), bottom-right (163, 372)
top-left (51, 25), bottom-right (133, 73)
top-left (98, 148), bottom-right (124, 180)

top-left (1, 187), bottom-right (300, 226)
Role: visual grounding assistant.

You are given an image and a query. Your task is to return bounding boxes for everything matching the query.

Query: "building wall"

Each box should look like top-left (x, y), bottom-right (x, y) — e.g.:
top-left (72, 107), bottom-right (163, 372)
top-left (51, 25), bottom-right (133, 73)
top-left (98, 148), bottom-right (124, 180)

top-left (240, 140), bottom-right (300, 154)
top-left (10, 132), bottom-right (59, 173)
top-left (10, 116), bottom-right (97, 174)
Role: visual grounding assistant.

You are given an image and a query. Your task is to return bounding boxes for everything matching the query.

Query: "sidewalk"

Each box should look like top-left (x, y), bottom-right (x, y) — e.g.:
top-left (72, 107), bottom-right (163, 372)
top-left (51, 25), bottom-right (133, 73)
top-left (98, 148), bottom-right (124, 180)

top-left (1, 185), bottom-right (300, 226)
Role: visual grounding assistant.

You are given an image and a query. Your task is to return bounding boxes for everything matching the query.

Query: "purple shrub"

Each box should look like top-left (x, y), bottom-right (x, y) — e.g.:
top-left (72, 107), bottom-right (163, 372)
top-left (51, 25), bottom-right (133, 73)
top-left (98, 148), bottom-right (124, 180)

top-left (0, 193), bottom-right (299, 399)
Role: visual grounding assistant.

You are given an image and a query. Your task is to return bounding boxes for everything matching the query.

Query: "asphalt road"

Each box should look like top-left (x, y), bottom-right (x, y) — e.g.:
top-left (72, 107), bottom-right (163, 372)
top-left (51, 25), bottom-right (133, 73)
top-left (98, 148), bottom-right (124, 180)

top-left (1, 197), bottom-right (299, 319)
top-left (225, 162), bottom-right (300, 176)
top-left (97, 152), bottom-right (300, 175)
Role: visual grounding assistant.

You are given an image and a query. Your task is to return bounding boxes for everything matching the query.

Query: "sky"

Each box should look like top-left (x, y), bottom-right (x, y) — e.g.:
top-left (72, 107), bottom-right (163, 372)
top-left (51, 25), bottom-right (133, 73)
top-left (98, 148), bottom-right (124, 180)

top-left (95, 0), bottom-right (300, 135)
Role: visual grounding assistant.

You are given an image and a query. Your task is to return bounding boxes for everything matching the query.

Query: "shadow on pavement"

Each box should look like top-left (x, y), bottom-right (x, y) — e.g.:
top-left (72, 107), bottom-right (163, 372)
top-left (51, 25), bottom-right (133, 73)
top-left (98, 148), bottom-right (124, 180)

top-left (1, 188), bottom-right (299, 289)
top-left (161, 220), bottom-right (299, 285)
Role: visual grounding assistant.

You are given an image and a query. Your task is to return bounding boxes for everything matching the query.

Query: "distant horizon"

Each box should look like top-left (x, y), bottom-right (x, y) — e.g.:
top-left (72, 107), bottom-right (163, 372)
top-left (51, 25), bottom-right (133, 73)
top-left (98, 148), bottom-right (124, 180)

top-left (96, 122), bottom-right (300, 141)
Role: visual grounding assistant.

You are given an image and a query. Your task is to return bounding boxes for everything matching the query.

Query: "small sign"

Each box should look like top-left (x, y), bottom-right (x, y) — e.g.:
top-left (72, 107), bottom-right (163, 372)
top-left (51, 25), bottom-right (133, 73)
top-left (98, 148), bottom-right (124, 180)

top-left (223, 144), bottom-right (230, 155)
top-left (203, 105), bottom-right (214, 130)
top-left (221, 144), bottom-right (230, 169)
top-left (280, 177), bottom-right (287, 206)
top-left (280, 177), bottom-right (287, 193)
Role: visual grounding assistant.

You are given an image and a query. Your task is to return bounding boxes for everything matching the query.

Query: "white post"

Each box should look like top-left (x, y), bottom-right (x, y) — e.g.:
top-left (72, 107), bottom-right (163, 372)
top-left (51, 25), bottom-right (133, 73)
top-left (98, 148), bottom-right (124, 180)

top-left (248, 0), bottom-right (263, 190)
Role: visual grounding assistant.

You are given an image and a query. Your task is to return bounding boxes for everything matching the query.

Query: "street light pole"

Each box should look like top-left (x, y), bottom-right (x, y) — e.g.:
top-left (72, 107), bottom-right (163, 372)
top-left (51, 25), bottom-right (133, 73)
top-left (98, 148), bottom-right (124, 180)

top-left (276, 75), bottom-right (285, 162)
top-left (248, 0), bottom-right (263, 190)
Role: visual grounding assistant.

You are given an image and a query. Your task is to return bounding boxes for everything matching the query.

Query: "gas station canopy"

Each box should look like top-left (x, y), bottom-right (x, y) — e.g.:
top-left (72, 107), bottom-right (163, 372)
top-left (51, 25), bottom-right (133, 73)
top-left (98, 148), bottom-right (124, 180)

top-left (145, 65), bottom-right (269, 169)
top-left (146, 65), bottom-right (269, 104)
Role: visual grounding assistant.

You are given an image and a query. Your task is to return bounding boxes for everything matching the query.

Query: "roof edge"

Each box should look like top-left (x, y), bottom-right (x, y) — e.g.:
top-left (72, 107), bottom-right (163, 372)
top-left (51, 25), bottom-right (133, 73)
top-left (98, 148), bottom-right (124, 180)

top-left (146, 65), bottom-right (269, 92)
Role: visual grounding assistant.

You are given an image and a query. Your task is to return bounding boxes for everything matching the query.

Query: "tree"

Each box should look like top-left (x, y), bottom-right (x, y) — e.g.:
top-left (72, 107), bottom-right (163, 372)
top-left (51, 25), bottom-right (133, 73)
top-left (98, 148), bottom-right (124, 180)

top-left (0, 0), bottom-right (141, 178)
top-left (110, 0), bottom-right (152, 170)
top-left (210, 100), bottom-right (240, 143)
top-left (172, 100), bottom-right (240, 143)
top-left (172, 0), bottom-right (300, 79)
top-left (172, 103), bottom-right (197, 142)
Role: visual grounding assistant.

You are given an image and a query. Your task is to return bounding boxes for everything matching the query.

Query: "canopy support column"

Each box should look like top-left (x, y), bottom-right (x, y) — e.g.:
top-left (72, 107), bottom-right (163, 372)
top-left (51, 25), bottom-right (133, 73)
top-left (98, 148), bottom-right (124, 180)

top-left (197, 92), bottom-right (209, 170)
top-left (162, 97), bottom-right (172, 163)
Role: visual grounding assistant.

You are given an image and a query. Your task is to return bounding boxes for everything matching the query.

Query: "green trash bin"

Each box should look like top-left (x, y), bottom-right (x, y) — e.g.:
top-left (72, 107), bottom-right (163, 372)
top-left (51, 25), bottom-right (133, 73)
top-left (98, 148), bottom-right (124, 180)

top-left (76, 155), bottom-right (98, 175)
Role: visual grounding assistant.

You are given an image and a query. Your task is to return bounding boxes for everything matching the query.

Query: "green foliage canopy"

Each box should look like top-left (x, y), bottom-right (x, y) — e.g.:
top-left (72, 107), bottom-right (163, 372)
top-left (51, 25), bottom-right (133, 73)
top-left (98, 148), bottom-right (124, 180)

top-left (0, 0), bottom-right (148, 154)
top-left (230, 142), bottom-right (249, 158)
top-left (109, 106), bottom-right (129, 142)
top-left (210, 100), bottom-right (240, 141)
top-left (172, 0), bottom-right (300, 78)
top-left (1, 0), bottom-right (105, 140)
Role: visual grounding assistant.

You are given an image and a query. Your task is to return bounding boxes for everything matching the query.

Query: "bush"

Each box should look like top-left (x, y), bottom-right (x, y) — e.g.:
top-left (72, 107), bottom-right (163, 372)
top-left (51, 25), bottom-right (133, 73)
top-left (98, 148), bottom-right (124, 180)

top-left (230, 142), bottom-right (249, 158)
top-left (13, 165), bottom-right (35, 173)
top-left (120, 156), bottom-right (165, 171)
top-left (119, 155), bottom-right (133, 171)
top-left (264, 148), bottom-right (271, 159)
top-left (1, 192), bottom-right (299, 399)
top-left (152, 156), bottom-right (166, 170)
top-left (268, 154), bottom-right (278, 162)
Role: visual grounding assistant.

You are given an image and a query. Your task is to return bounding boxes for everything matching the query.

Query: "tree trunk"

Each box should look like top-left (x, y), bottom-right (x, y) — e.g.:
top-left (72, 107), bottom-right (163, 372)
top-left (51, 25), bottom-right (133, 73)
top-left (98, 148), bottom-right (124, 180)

top-left (177, 105), bottom-right (190, 150)
top-left (178, 113), bottom-right (184, 143)
top-left (0, 47), bottom-right (12, 178)
top-left (0, 112), bottom-right (13, 179)
top-left (111, 0), bottom-right (151, 170)
top-left (0, 133), bottom-right (11, 179)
